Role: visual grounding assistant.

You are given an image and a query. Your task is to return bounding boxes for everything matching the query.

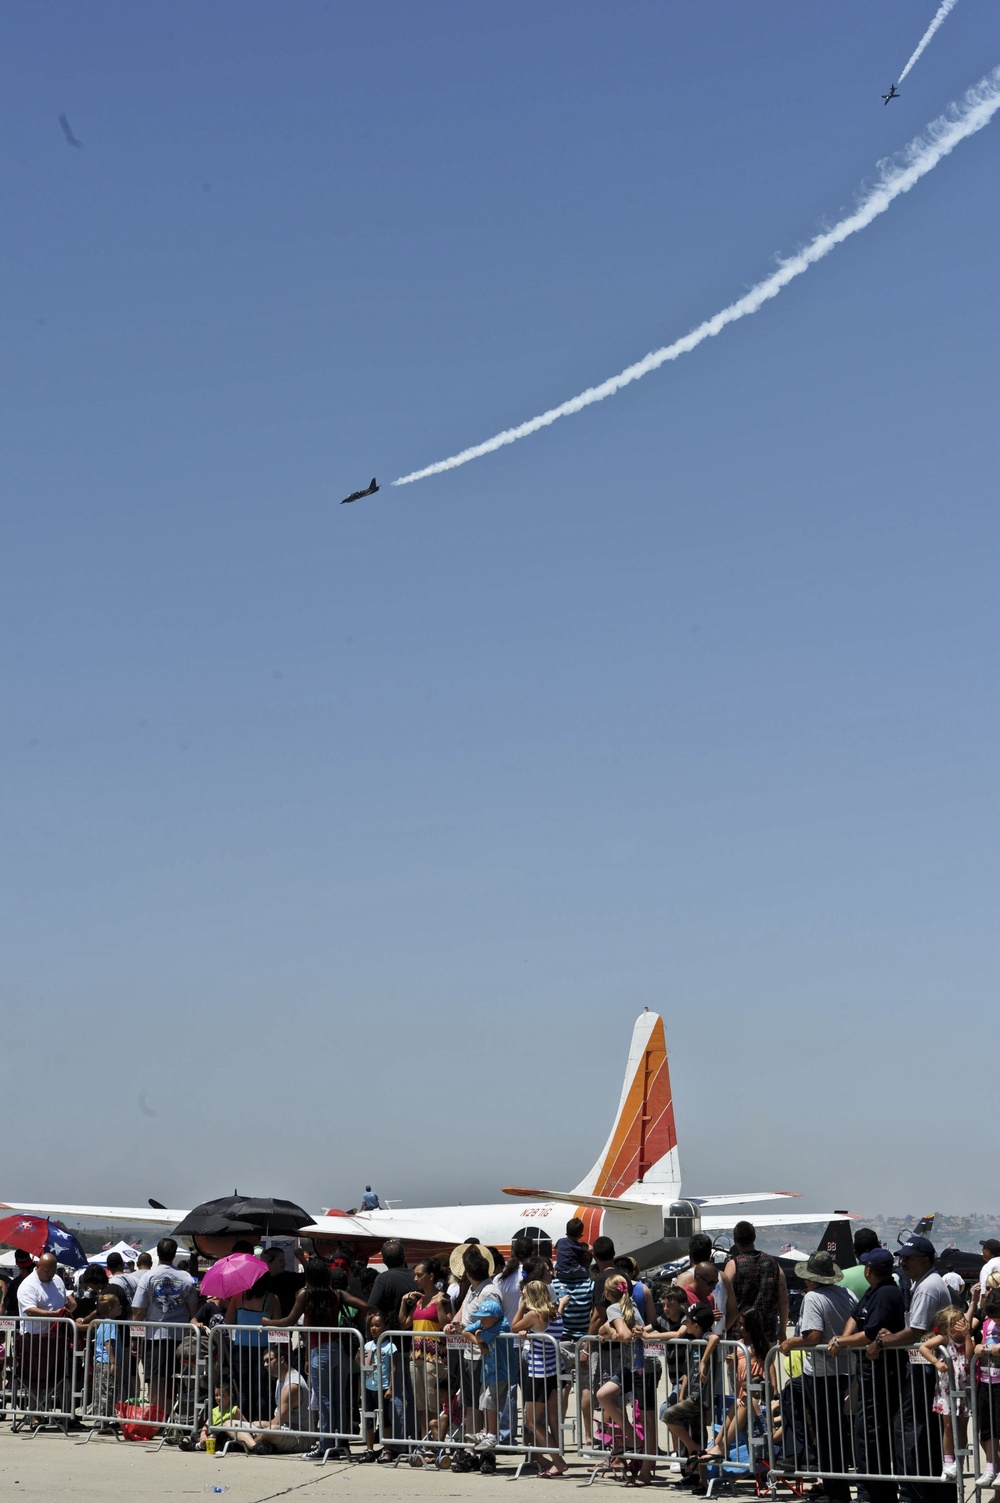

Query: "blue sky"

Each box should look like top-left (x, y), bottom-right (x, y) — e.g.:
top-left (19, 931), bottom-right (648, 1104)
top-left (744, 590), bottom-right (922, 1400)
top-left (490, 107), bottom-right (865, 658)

top-left (3, 2), bottom-right (997, 1219)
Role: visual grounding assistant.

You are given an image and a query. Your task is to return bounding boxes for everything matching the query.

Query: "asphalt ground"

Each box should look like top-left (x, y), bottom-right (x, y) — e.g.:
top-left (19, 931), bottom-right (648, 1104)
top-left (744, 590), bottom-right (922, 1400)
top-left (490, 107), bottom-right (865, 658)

top-left (0, 1430), bottom-right (613, 1501)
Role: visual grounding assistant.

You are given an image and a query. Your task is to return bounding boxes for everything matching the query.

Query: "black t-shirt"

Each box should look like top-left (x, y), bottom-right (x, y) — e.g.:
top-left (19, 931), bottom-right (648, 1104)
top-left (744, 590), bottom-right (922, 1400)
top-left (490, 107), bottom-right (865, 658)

top-left (266, 1271), bottom-right (305, 1318)
top-left (367, 1267), bottom-right (416, 1328)
top-left (2, 1271), bottom-right (31, 1316)
top-left (855, 1279), bottom-right (906, 1340)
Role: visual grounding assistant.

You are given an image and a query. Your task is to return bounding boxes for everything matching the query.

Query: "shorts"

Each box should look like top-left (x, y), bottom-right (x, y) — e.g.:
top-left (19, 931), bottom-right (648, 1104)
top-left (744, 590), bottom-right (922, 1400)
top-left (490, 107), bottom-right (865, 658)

top-left (361, 1387), bottom-right (381, 1420)
top-left (263, 1429), bottom-right (308, 1453)
top-left (479, 1380), bottom-right (509, 1413)
top-left (523, 1372), bottom-right (560, 1406)
top-left (661, 1395), bottom-right (709, 1429)
top-left (977, 1384), bottom-right (1000, 1439)
top-left (630, 1365), bottom-right (660, 1410)
top-left (411, 1358), bottom-right (447, 1415)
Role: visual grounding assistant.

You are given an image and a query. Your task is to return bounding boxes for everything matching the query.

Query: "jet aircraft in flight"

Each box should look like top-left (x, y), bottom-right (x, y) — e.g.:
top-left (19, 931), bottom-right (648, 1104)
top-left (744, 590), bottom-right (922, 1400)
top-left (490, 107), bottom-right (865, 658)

top-left (341, 477), bottom-right (379, 504)
top-left (881, 84), bottom-right (900, 105)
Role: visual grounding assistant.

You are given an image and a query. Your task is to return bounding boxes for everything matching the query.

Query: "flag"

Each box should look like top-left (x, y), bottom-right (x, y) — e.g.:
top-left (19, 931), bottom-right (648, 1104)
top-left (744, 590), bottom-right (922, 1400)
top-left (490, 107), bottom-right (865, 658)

top-left (45, 1223), bottom-right (89, 1269)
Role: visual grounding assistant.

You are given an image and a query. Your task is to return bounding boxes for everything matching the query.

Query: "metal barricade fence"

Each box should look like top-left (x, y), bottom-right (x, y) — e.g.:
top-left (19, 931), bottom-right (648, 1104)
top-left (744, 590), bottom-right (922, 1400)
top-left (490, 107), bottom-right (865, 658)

top-left (78, 1318), bottom-right (207, 1443)
top-left (575, 1333), bottom-right (761, 1484)
top-left (374, 1330), bottom-right (566, 1474)
top-left (970, 1327), bottom-right (1000, 1490)
top-left (0, 1315), bottom-right (81, 1434)
top-left (206, 1323), bottom-right (362, 1460)
top-left (764, 1341), bottom-right (969, 1496)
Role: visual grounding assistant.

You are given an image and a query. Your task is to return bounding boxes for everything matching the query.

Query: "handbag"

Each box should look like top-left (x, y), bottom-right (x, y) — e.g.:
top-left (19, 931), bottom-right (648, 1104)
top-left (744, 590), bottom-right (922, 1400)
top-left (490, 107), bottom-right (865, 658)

top-left (115, 1399), bottom-right (165, 1441)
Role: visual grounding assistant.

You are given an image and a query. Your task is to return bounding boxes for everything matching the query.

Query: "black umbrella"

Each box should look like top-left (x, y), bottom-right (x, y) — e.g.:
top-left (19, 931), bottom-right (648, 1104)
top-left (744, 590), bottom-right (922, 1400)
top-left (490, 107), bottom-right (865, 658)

top-left (172, 1194), bottom-right (311, 1239)
top-left (227, 1196), bottom-right (312, 1234)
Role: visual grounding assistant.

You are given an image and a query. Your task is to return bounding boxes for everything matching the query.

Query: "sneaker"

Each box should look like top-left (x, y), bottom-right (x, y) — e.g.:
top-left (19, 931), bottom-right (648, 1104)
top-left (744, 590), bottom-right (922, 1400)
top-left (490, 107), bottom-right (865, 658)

top-left (975, 1472), bottom-right (997, 1489)
top-left (474, 1432), bottom-right (497, 1452)
top-left (301, 1445), bottom-right (325, 1460)
top-left (941, 1463), bottom-right (958, 1480)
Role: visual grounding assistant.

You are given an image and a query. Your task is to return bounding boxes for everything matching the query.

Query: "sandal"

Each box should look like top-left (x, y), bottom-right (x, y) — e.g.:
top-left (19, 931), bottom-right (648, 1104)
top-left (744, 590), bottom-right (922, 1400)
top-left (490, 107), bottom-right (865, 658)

top-left (356, 1450), bottom-right (378, 1463)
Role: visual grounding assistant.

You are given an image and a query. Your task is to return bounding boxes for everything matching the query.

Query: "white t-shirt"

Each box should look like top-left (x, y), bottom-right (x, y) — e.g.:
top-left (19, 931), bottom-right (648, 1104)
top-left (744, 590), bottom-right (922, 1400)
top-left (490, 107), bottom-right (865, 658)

top-left (800, 1286), bottom-right (857, 1376)
top-left (497, 1267), bottom-right (524, 1326)
top-left (980, 1258), bottom-right (1000, 1290)
top-left (17, 1270), bottom-right (69, 1335)
top-left (711, 1276), bottom-right (726, 1336)
top-left (132, 1263), bottom-right (196, 1339)
top-left (275, 1368), bottom-right (309, 1427)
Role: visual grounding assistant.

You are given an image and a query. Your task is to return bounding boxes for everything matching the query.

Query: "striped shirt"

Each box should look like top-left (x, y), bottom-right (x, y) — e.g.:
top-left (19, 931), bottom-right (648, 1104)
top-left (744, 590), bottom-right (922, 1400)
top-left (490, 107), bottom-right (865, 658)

top-left (552, 1276), bottom-right (594, 1339)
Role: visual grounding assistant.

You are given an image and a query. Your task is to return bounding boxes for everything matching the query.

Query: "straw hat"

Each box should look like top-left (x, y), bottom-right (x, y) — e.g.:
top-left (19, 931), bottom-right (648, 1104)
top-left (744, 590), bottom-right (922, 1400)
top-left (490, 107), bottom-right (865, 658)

top-left (448, 1240), bottom-right (498, 1281)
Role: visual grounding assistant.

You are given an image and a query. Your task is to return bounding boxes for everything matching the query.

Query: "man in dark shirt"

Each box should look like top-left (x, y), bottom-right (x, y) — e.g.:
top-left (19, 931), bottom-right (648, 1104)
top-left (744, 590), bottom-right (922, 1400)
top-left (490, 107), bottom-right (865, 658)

top-left (829, 1248), bottom-right (905, 1503)
top-left (365, 1241), bottom-right (416, 1444)
top-left (366, 1240), bottom-right (416, 1326)
top-left (2, 1250), bottom-right (34, 1315)
top-left (588, 1238), bottom-right (619, 1334)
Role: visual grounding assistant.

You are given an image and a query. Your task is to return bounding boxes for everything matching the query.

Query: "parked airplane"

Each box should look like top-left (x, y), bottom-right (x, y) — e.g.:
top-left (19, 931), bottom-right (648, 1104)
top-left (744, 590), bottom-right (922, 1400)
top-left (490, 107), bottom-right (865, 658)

top-left (299, 1010), bottom-right (844, 1269)
top-left (0, 1012), bottom-right (843, 1270)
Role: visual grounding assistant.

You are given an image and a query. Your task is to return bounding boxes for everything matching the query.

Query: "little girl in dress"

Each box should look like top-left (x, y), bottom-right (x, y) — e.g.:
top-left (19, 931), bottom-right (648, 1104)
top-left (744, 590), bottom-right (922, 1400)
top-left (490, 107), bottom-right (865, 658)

top-left (919, 1304), bottom-right (972, 1480)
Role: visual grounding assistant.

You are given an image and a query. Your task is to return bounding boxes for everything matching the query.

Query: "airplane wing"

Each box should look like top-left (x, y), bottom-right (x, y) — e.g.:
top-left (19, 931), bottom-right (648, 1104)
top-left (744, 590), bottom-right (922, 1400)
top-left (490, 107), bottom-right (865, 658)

top-left (300, 1211), bottom-right (460, 1242)
top-left (502, 1186), bottom-right (658, 1213)
top-left (0, 1200), bottom-right (189, 1226)
top-left (689, 1192), bottom-right (800, 1207)
top-left (701, 1210), bottom-right (852, 1231)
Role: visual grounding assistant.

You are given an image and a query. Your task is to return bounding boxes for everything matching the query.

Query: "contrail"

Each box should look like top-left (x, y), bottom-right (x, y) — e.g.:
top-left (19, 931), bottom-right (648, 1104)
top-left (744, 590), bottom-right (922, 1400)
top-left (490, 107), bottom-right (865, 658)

top-left (898, 0), bottom-right (961, 84)
top-left (394, 65), bottom-right (1000, 488)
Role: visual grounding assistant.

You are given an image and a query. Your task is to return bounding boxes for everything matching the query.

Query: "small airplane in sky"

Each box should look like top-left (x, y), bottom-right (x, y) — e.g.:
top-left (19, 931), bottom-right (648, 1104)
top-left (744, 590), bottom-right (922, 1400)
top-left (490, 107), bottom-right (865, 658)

top-left (58, 113), bottom-right (84, 148)
top-left (341, 477), bottom-right (379, 504)
top-left (881, 84), bottom-right (900, 106)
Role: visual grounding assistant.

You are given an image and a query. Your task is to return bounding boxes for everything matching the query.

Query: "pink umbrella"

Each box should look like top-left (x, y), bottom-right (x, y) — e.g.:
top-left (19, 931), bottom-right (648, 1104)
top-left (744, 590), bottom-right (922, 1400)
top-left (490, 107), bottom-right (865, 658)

top-left (200, 1252), bottom-right (268, 1300)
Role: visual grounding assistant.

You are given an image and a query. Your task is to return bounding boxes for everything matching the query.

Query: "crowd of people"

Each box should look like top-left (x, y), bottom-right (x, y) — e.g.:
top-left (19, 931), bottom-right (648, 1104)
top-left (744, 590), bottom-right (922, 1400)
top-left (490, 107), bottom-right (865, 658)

top-left (1, 1218), bottom-right (998, 1494)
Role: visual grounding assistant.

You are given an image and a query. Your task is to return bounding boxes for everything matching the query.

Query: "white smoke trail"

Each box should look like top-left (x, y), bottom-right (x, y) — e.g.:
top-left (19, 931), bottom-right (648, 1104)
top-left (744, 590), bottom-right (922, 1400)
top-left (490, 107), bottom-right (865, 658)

top-left (394, 65), bottom-right (1000, 488)
top-left (898, 0), bottom-right (961, 83)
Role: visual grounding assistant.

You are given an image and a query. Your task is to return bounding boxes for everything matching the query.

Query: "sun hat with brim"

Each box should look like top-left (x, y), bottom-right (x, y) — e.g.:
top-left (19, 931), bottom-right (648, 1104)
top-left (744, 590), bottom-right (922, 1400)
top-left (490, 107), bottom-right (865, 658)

top-left (794, 1250), bottom-right (843, 1285)
top-left (449, 1241), bottom-right (497, 1281)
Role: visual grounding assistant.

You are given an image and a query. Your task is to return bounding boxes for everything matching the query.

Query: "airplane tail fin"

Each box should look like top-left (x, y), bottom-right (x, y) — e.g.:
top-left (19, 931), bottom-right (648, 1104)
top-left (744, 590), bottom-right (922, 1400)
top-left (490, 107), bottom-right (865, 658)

top-left (572, 1010), bottom-right (680, 1202)
top-left (815, 1216), bottom-right (856, 1268)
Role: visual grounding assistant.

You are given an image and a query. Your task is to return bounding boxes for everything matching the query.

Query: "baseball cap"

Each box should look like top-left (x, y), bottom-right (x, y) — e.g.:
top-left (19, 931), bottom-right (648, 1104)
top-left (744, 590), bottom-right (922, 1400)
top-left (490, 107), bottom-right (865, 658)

top-left (897, 1236), bottom-right (935, 1260)
top-left (860, 1248), bottom-right (895, 1273)
top-left (13, 1248), bottom-right (33, 1265)
top-left (980, 1239), bottom-right (1000, 1257)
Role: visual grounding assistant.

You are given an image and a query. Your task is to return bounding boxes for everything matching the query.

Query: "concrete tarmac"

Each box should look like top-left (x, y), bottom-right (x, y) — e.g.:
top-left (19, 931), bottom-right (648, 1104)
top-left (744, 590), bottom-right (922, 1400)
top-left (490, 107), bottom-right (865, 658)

top-left (0, 1431), bottom-right (599, 1501)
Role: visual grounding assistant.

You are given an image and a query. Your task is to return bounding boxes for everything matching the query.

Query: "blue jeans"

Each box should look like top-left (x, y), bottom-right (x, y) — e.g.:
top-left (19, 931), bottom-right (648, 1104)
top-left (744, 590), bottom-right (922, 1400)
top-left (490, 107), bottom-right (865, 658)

top-left (310, 1341), bottom-right (347, 1446)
